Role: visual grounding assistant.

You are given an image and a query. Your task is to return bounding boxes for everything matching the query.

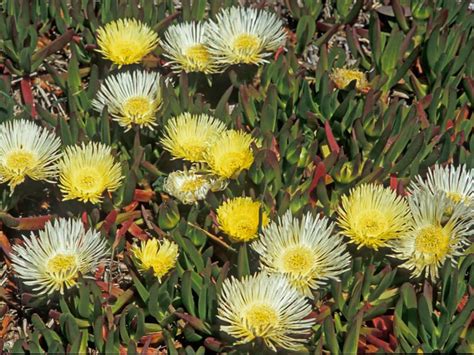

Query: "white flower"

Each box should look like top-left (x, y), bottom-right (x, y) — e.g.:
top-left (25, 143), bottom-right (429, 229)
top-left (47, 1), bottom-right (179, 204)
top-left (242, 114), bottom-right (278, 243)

top-left (11, 218), bottom-right (110, 295)
top-left (0, 119), bottom-right (61, 191)
top-left (206, 6), bottom-right (286, 65)
top-left (161, 21), bottom-right (218, 73)
top-left (390, 192), bottom-right (473, 280)
top-left (163, 169), bottom-right (227, 204)
top-left (251, 211), bottom-right (351, 298)
top-left (217, 272), bottom-right (315, 352)
top-left (410, 164), bottom-right (474, 206)
top-left (92, 70), bottom-right (162, 131)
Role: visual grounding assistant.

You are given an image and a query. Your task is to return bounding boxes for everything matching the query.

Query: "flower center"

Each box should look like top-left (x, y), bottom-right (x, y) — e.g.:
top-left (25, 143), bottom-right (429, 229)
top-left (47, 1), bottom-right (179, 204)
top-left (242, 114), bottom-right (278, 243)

top-left (185, 44), bottom-right (210, 65)
top-left (415, 225), bottom-right (450, 257)
top-left (244, 303), bottom-right (279, 335)
top-left (75, 169), bottom-right (103, 194)
top-left (150, 256), bottom-right (175, 278)
top-left (281, 246), bottom-right (314, 274)
top-left (219, 152), bottom-right (249, 178)
top-left (357, 210), bottom-right (388, 237)
top-left (180, 176), bottom-right (206, 192)
top-left (233, 33), bottom-right (261, 53)
top-left (446, 191), bottom-right (464, 204)
top-left (5, 149), bottom-right (36, 172)
top-left (112, 42), bottom-right (136, 61)
top-left (47, 253), bottom-right (77, 273)
top-left (123, 96), bottom-right (152, 122)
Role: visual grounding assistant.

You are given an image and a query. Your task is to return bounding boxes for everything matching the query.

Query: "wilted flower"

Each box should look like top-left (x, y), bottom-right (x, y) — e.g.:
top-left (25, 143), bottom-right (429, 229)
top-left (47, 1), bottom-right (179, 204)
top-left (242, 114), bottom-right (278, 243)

top-left (206, 6), bottom-right (286, 65)
top-left (330, 68), bottom-right (369, 91)
top-left (11, 218), bottom-right (110, 295)
top-left (217, 197), bottom-right (268, 242)
top-left (161, 113), bottom-right (227, 162)
top-left (0, 119), bottom-right (61, 191)
top-left (252, 211), bottom-right (351, 298)
top-left (132, 238), bottom-right (179, 280)
top-left (58, 142), bottom-right (123, 204)
top-left (205, 130), bottom-right (254, 179)
top-left (410, 164), bottom-right (474, 206)
top-left (337, 184), bottom-right (412, 249)
top-left (96, 18), bottom-right (159, 67)
top-left (217, 273), bottom-right (315, 352)
top-left (92, 70), bottom-right (162, 131)
top-left (161, 21), bottom-right (218, 73)
top-left (391, 192), bottom-right (473, 280)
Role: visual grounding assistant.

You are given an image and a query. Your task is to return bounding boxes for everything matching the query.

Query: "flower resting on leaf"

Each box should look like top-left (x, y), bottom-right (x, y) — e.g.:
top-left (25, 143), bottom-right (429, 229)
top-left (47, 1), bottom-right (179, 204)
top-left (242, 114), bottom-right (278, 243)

top-left (251, 211), bottom-right (351, 298)
top-left (58, 142), bottom-right (123, 204)
top-left (337, 183), bottom-right (411, 250)
top-left (0, 119), bottom-right (61, 191)
top-left (204, 130), bottom-right (254, 179)
top-left (390, 192), bottom-right (473, 280)
top-left (217, 272), bottom-right (315, 352)
top-left (160, 113), bottom-right (227, 162)
top-left (161, 21), bottom-right (218, 73)
top-left (96, 18), bottom-right (159, 67)
top-left (11, 218), bottom-right (110, 295)
top-left (330, 68), bottom-right (369, 92)
top-left (206, 6), bottom-right (286, 65)
top-left (217, 197), bottom-right (268, 242)
top-left (132, 239), bottom-right (179, 281)
top-left (92, 70), bottom-right (162, 131)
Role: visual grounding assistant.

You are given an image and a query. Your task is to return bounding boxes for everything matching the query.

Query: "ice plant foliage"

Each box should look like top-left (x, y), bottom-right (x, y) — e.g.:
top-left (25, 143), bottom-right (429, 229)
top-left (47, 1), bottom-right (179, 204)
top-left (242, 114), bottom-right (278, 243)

top-left (160, 113), bottom-right (227, 162)
top-left (96, 18), bottom-right (159, 66)
top-left (217, 273), bottom-right (315, 352)
top-left (206, 6), bottom-right (286, 65)
top-left (217, 197), bottom-right (268, 242)
top-left (330, 68), bottom-right (370, 91)
top-left (252, 211), bottom-right (351, 298)
top-left (0, 119), bottom-right (61, 191)
top-left (132, 239), bottom-right (179, 281)
top-left (58, 142), bottom-right (123, 204)
top-left (391, 192), bottom-right (473, 280)
top-left (337, 184), bottom-right (412, 249)
top-left (92, 70), bottom-right (163, 131)
top-left (161, 22), bottom-right (218, 73)
top-left (410, 164), bottom-right (474, 206)
top-left (11, 218), bottom-right (110, 295)
top-left (204, 130), bottom-right (254, 179)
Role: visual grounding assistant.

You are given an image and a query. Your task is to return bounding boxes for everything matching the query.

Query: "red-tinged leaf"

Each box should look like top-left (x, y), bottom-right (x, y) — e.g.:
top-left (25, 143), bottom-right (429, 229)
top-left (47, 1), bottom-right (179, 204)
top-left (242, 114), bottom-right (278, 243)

top-left (81, 212), bottom-right (89, 229)
top-left (20, 77), bottom-right (37, 118)
top-left (103, 210), bottom-right (118, 234)
top-left (389, 334), bottom-right (398, 349)
top-left (95, 264), bottom-right (106, 279)
top-left (390, 174), bottom-right (398, 191)
top-left (138, 332), bottom-right (163, 346)
top-left (457, 294), bottom-right (468, 313)
top-left (124, 201), bottom-right (139, 212)
top-left (113, 219), bottom-right (134, 249)
top-left (274, 46), bottom-right (285, 61)
top-left (204, 337), bottom-right (223, 352)
top-left (32, 29), bottom-right (75, 64)
top-left (96, 281), bottom-right (124, 298)
top-left (133, 189), bottom-right (155, 203)
top-left (366, 334), bottom-right (394, 353)
top-left (15, 215), bottom-right (51, 230)
top-left (309, 162), bottom-right (326, 200)
top-left (0, 231), bottom-right (12, 257)
top-left (128, 223), bottom-right (148, 240)
top-left (324, 121), bottom-right (340, 154)
top-left (416, 102), bottom-right (430, 129)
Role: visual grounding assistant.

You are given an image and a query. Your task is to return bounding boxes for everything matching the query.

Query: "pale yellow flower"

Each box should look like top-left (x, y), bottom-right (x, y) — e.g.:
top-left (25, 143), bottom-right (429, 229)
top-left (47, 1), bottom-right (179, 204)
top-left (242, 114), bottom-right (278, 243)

top-left (132, 239), bottom-right (179, 280)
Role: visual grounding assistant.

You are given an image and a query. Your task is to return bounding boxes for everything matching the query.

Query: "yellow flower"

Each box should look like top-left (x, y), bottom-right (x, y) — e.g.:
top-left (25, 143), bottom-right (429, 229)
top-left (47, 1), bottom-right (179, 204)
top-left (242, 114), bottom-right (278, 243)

top-left (11, 218), bottom-right (110, 295)
top-left (390, 192), bottom-right (473, 280)
top-left (251, 211), bottom-right (351, 298)
top-left (337, 184), bottom-right (411, 249)
top-left (58, 142), bottom-right (123, 204)
top-left (161, 22), bottom-right (218, 73)
top-left (217, 273), bottom-right (315, 352)
top-left (0, 119), bottom-right (61, 191)
top-left (132, 239), bottom-right (179, 280)
top-left (160, 113), bottom-right (227, 162)
top-left (205, 130), bottom-right (254, 179)
top-left (92, 70), bottom-right (162, 131)
top-left (96, 18), bottom-right (159, 67)
top-left (330, 68), bottom-right (370, 91)
top-left (206, 6), bottom-right (286, 65)
top-left (217, 197), bottom-right (268, 242)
